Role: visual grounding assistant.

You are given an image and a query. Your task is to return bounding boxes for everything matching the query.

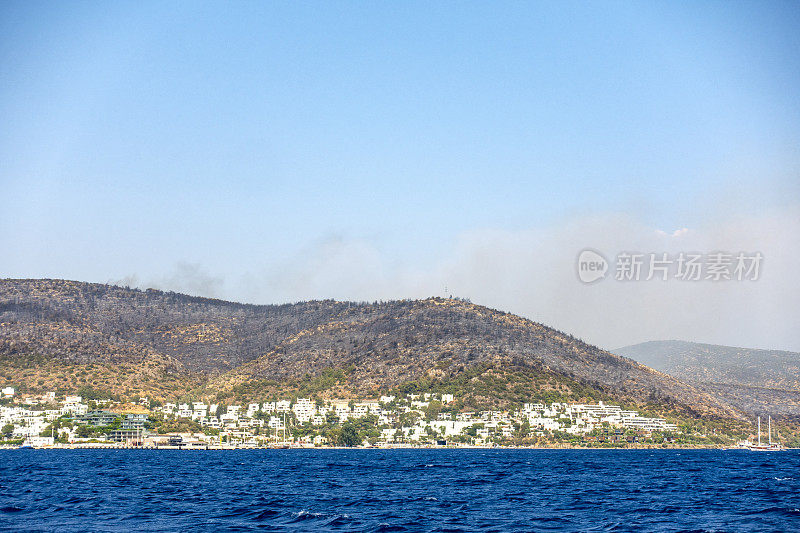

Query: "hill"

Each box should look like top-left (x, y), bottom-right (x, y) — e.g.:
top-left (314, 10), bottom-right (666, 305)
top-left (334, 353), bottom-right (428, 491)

top-left (615, 340), bottom-right (800, 416)
top-left (0, 279), bottom-right (740, 420)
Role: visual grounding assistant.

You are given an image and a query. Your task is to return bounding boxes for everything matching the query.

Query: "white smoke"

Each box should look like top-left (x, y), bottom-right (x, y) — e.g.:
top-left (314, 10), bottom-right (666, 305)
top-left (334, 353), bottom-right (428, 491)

top-left (113, 207), bottom-right (800, 352)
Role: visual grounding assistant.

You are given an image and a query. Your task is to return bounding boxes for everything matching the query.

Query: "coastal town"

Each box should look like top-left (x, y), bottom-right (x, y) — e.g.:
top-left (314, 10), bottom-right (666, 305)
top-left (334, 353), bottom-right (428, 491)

top-left (1, 385), bottom-right (684, 449)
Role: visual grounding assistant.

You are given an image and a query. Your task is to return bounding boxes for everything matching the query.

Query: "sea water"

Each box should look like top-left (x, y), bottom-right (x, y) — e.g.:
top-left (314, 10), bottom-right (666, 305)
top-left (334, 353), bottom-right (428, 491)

top-left (1, 449), bottom-right (799, 531)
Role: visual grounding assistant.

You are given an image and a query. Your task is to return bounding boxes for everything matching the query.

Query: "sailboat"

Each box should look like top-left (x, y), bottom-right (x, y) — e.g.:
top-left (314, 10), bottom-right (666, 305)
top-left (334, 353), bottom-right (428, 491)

top-left (746, 416), bottom-right (785, 451)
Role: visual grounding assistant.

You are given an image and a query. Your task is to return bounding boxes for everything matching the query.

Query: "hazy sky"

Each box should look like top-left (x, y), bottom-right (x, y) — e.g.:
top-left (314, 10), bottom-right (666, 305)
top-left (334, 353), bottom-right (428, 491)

top-left (2, 2), bottom-right (799, 351)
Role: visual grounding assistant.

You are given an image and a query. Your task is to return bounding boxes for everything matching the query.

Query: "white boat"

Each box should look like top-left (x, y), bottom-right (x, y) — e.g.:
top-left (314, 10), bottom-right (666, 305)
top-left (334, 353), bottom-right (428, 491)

top-left (745, 416), bottom-right (785, 451)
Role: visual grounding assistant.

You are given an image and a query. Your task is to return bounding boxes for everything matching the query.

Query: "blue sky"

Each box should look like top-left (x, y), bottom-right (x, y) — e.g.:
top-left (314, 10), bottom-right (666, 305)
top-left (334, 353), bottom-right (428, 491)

top-left (1, 2), bottom-right (799, 349)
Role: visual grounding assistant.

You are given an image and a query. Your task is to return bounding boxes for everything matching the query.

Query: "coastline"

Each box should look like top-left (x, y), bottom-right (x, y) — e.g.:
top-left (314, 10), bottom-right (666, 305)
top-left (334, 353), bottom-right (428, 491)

top-left (2, 443), bottom-right (782, 451)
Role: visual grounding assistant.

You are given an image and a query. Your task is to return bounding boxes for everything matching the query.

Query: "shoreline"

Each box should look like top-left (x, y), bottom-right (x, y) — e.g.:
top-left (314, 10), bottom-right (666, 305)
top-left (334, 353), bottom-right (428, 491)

top-left (3, 444), bottom-right (788, 451)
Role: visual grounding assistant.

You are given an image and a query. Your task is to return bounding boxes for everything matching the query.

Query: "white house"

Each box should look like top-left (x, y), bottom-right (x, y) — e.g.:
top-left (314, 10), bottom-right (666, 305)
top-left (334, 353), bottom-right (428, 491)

top-left (24, 436), bottom-right (54, 447)
top-left (293, 398), bottom-right (316, 423)
top-left (267, 416), bottom-right (285, 430)
top-left (429, 420), bottom-right (473, 437)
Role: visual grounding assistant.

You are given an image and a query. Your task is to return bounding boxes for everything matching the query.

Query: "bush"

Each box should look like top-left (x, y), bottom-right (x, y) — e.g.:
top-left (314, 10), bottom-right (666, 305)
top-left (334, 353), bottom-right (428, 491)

top-left (339, 423), bottom-right (360, 447)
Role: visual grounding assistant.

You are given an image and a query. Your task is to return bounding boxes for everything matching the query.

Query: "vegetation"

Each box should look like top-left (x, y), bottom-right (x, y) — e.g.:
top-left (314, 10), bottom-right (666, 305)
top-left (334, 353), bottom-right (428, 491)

top-left (338, 422), bottom-right (361, 447)
top-left (0, 279), bottom-right (752, 427)
top-left (617, 340), bottom-right (800, 417)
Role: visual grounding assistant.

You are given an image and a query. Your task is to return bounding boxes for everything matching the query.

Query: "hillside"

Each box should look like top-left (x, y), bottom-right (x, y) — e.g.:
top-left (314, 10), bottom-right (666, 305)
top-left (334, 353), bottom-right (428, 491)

top-left (0, 279), bottom-right (740, 419)
top-left (615, 340), bottom-right (800, 416)
top-left (614, 340), bottom-right (800, 390)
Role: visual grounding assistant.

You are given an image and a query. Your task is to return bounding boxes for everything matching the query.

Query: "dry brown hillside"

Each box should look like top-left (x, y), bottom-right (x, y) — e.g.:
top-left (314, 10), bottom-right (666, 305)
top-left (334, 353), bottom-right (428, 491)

top-left (0, 279), bottom-right (741, 419)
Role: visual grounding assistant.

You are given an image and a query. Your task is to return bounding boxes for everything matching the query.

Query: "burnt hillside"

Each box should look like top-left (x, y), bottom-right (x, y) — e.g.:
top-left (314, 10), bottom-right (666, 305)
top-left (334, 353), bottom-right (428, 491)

top-left (0, 279), bottom-right (739, 418)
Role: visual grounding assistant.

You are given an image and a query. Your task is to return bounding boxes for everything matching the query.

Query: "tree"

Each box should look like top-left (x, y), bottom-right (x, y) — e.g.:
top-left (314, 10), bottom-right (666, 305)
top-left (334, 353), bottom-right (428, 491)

top-left (339, 422), bottom-right (360, 447)
top-left (1, 423), bottom-right (13, 439)
top-left (40, 420), bottom-right (62, 437)
top-left (326, 427), bottom-right (342, 445)
top-left (514, 420), bottom-right (530, 439)
top-left (424, 401), bottom-right (443, 421)
top-left (464, 423), bottom-right (484, 437)
top-left (398, 411), bottom-right (420, 428)
top-left (75, 425), bottom-right (94, 438)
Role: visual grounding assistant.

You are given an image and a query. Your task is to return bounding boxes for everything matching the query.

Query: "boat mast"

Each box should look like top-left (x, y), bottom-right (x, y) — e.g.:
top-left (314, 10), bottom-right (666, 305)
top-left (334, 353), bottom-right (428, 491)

top-left (757, 416), bottom-right (761, 446)
top-left (768, 415), bottom-right (772, 445)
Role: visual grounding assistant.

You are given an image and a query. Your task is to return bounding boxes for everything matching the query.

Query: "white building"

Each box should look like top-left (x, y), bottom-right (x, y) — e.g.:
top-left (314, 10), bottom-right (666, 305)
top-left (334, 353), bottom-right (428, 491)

top-left (202, 416), bottom-right (221, 429)
top-left (429, 420), bottom-right (473, 437)
top-left (24, 436), bottom-right (54, 447)
top-left (267, 416), bottom-right (285, 430)
top-left (293, 398), bottom-right (316, 423)
top-left (60, 400), bottom-right (88, 416)
top-left (622, 417), bottom-right (678, 432)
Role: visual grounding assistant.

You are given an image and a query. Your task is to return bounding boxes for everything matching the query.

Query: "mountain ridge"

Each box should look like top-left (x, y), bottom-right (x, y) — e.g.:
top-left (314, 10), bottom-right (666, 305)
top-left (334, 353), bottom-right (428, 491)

top-left (615, 340), bottom-right (800, 391)
top-left (1, 279), bottom-right (740, 420)
top-left (615, 340), bottom-right (800, 416)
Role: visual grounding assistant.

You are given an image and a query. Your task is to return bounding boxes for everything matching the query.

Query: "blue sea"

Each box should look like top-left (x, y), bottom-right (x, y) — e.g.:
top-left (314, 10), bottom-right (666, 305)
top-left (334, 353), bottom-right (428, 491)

top-left (1, 449), bottom-right (799, 532)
